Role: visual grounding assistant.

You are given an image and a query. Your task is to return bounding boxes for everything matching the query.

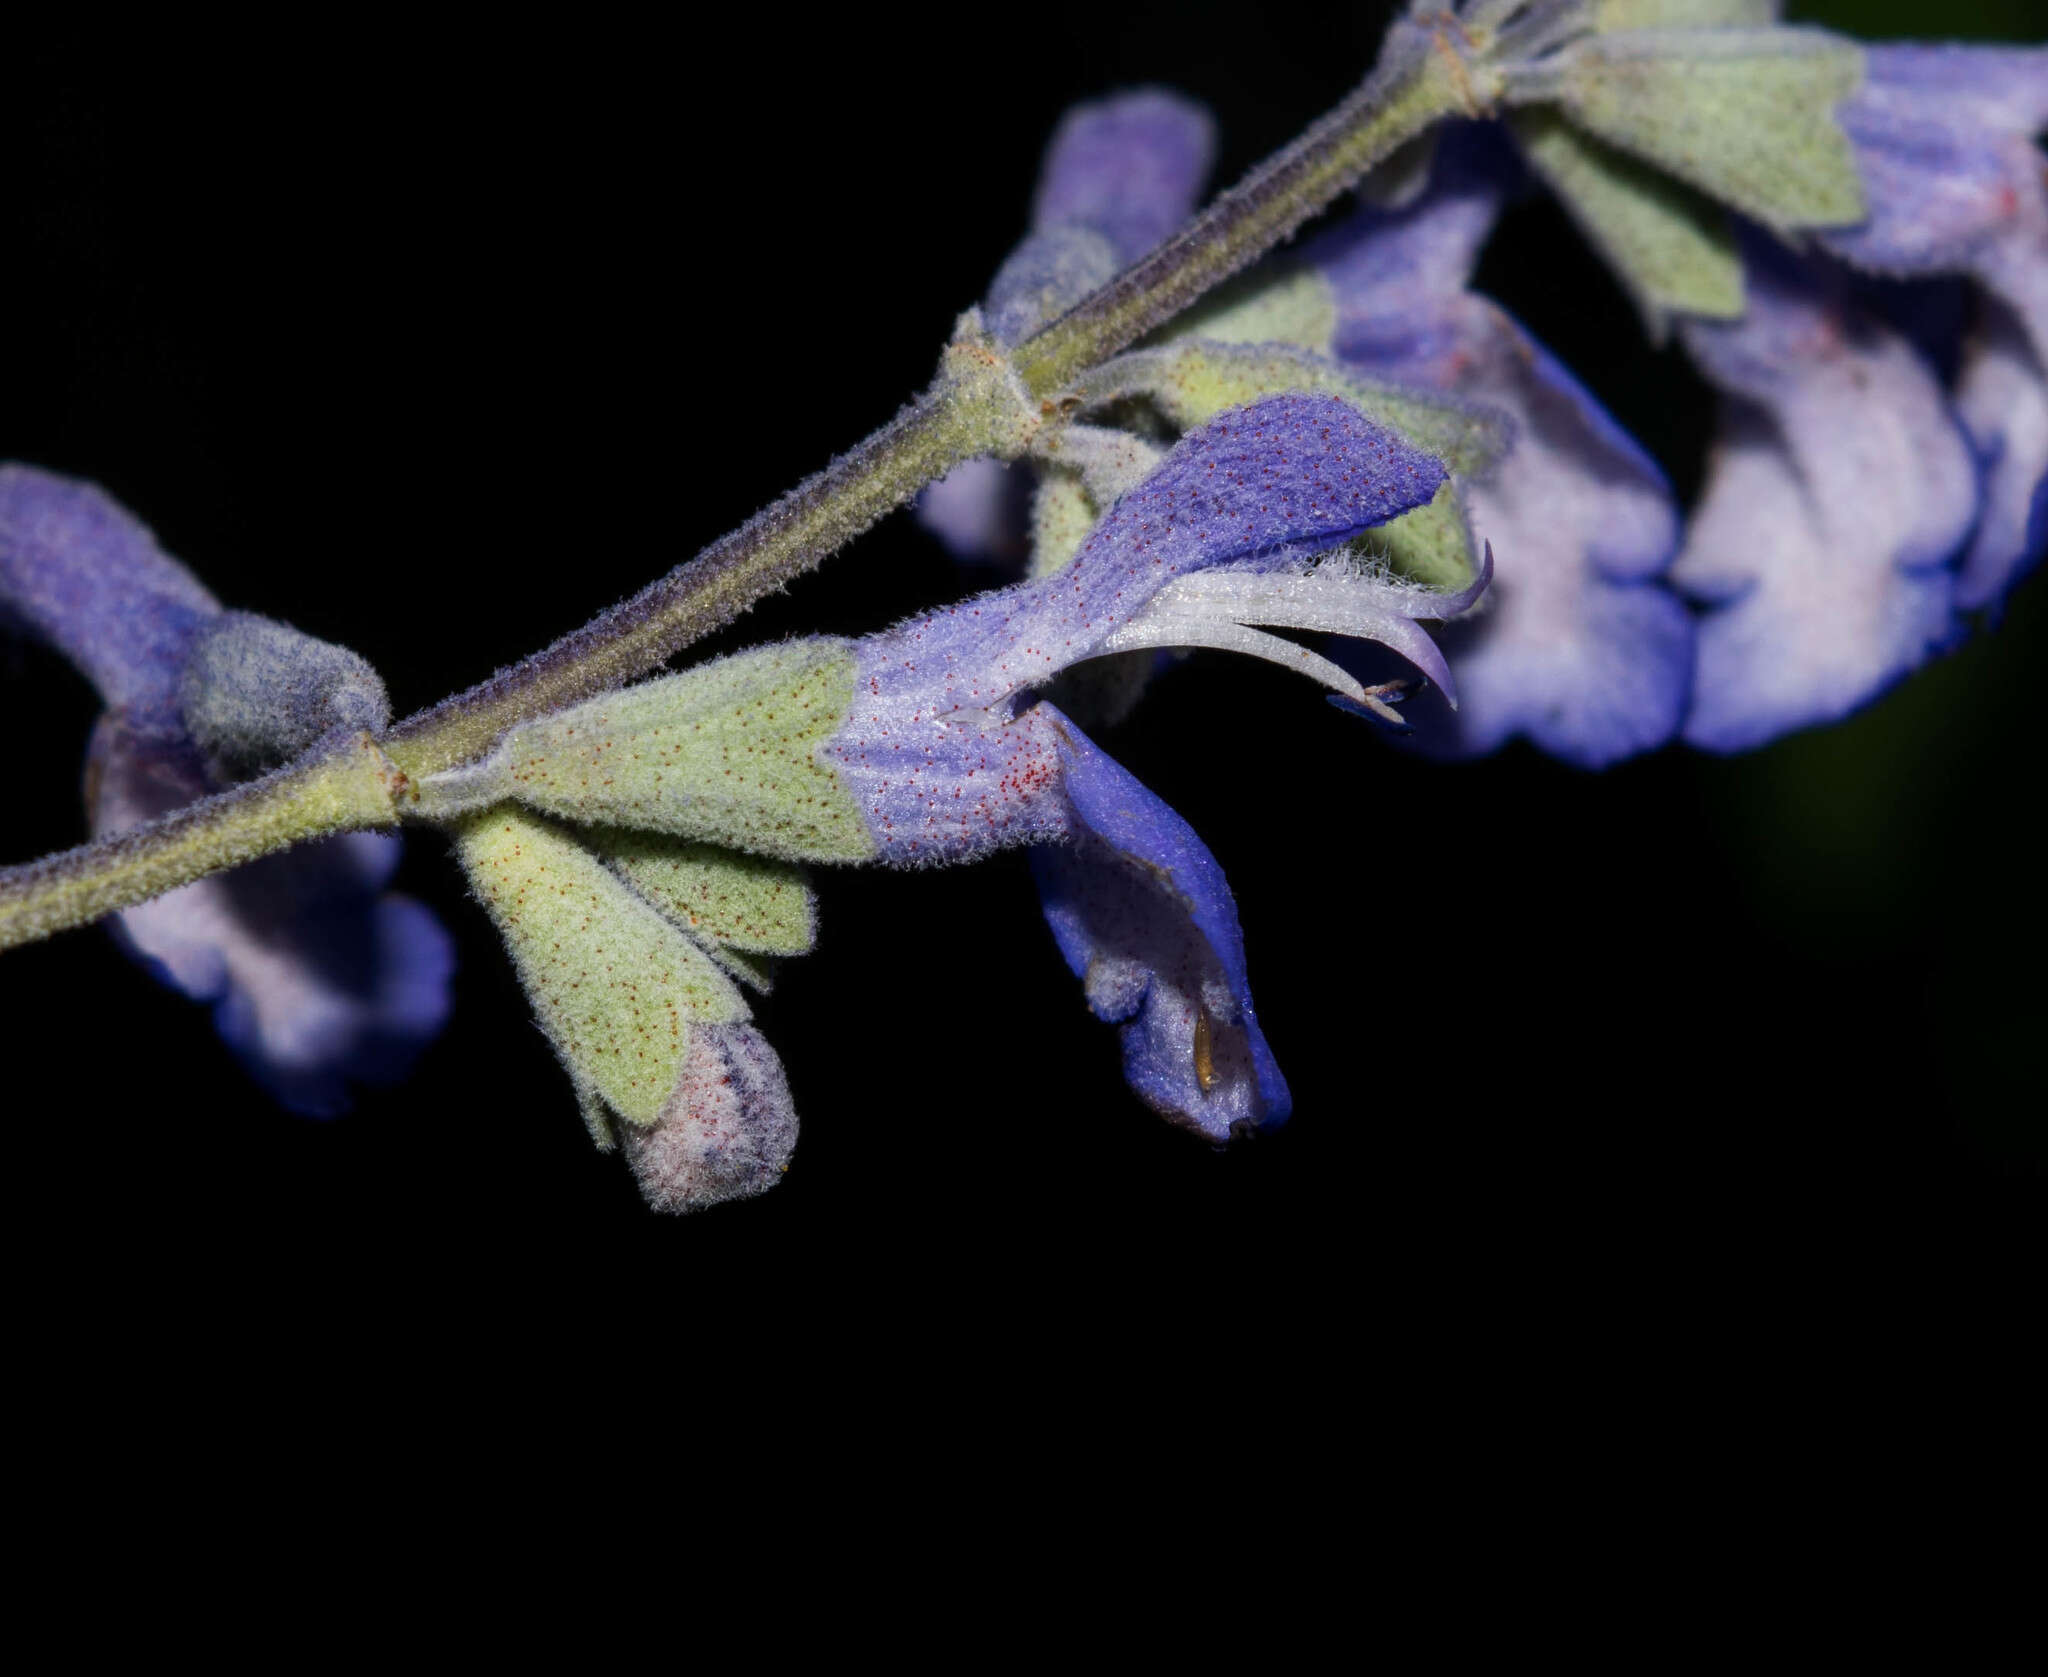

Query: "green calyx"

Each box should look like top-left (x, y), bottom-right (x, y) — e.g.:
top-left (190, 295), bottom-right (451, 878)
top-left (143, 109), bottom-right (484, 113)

top-left (1080, 339), bottom-right (1511, 481)
top-left (456, 809), bottom-right (752, 1136)
top-left (1507, 26), bottom-right (1867, 235)
top-left (431, 640), bottom-right (875, 865)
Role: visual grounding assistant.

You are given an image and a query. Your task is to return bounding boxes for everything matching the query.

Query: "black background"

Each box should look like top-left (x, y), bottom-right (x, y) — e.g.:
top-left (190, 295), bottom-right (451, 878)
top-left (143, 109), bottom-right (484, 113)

top-left (3, 5), bottom-right (2040, 1360)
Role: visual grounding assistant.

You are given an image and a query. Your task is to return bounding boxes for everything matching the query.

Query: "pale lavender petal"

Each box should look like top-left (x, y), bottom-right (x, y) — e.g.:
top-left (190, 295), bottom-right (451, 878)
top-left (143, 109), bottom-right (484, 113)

top-left (1674, 249), bottom-right (1977, 750)
top-left (0, 463), bottom-right (217, 726)
top-left (1822, 45), bottom-right (2048, 355)
top-left (87, 713), bottom-right (454, 1117)
top-left (914, 457), bottom-right (1031, 567)
top-left (1029, 706), bottom-right (1287, 1141)
top-left (1030, 89), bottom-right (1217, 264)
top-left (823, 689), bottom-right (1073, 866)
top-left (1343, 296), bottom-right (1687, 765)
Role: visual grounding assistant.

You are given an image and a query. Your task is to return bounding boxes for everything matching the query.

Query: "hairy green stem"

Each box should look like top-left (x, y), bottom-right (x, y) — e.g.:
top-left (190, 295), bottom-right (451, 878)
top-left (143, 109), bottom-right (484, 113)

top-left (0, 734), bottom-right (405, 951)
top-left (1, 37), bottom-right (1473, 953)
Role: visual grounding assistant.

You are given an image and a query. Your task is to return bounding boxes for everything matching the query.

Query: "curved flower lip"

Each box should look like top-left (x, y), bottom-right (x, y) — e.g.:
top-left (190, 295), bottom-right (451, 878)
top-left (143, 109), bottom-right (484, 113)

top-left (1673, 238), bottom-right (1979, 752)
top-left (1031, 706), bottom-right (1288, 1141)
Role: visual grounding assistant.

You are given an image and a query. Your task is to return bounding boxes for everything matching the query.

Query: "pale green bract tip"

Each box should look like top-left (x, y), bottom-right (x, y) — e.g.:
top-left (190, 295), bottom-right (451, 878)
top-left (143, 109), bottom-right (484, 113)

top-left (1511, 27), bottom-right (1867, 235)
top-left (1511, 108), bottom-right (1744, 335)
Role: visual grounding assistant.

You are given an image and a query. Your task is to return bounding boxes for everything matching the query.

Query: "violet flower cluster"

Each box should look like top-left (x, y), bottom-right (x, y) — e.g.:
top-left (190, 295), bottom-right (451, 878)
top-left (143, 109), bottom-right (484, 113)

top-left (3, 3), bottom-right (2043, 1212)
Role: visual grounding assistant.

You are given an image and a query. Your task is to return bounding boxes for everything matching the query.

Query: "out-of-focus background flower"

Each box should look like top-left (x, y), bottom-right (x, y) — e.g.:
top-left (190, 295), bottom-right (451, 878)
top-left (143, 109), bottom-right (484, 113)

top-left (1, 2), bottom-right (2037, 1342)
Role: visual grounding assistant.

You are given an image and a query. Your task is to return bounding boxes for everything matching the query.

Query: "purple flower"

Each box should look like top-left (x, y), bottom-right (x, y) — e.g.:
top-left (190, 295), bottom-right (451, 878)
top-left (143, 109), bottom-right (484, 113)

top-left (1310, 139), bottom-right (1692, 768)
top-left (441, 395), bottom-right (1460, 1137)
top-left (1672, 237), bottom-right (1978, 751)
top-left (831, 394), bottom-right (1454, 1133)
top-left (1, 464), bottom-right (453, 1116)
top-left (1817, 43), bottom-right (2048, 612)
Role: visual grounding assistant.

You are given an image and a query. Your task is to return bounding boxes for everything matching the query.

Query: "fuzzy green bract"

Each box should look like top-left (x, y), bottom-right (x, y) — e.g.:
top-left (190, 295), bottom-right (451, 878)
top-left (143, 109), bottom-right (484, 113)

top-left (461, 640), bottom-right (875, 864)
top-left (602, 832), bottom-right (815, 989)
top-left (457, 809), bottom-right (750, 1133)
top-left (1509, 26), bottom-right (1867, 234)
top-left (1509, 109), bottom-right (1743, 332)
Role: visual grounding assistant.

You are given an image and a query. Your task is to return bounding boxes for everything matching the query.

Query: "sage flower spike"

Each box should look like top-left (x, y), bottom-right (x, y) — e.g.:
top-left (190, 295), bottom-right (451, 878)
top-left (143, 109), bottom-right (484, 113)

top-left (425, 393), bottom-right (1464, 1135)
top-left (0, 465), bottom-right (453, 1115)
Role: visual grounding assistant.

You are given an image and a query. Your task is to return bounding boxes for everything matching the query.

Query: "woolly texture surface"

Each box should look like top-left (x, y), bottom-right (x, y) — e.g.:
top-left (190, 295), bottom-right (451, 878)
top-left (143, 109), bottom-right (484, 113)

top-left (1674, 244), bottom-right (1977, 751)
top-left (987, 90), bottom-right (1215, 347)
top-left (1515, 27), bottom-right (1867, 233)
top-left (178, 611), bottom-right (391, 782)
top-left (480, 640), bottom-right (874, 864)
top-left (1030, 89), bottom-right (1217, 266)
top-left (603, 833), bottom-right (816, 962)
top-left (615, 1025), bottom-right (798, 1214)
top-left (456, 810), bottom-right (749, 1130)
top-left (1031, 711), bottom-right (1288, 1140)
top-left (1166, 265), bottom-right (1339, 355)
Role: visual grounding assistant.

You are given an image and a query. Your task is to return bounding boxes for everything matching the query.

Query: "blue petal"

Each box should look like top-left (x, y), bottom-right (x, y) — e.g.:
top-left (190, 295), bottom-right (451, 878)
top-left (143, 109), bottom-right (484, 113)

top-left (1029, 706), bottom-right (1287, 1140)
top-left (1030, 89), bottom-right (1216, 266)
top-left (0, 463), bottom-right (217, 726)
top-left (1674, 245), bottom-right (1977, 751)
